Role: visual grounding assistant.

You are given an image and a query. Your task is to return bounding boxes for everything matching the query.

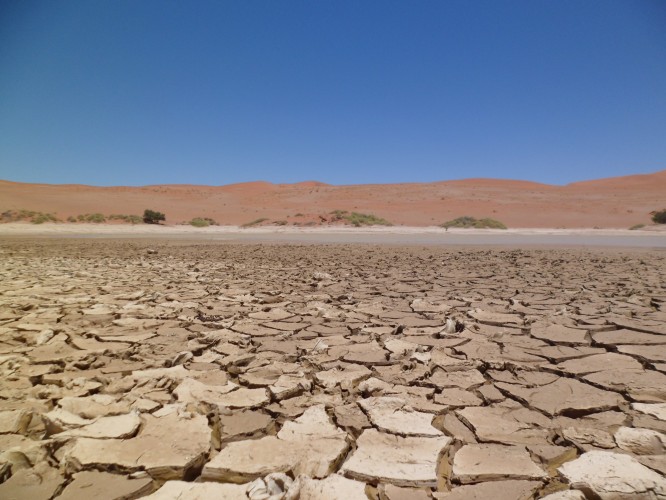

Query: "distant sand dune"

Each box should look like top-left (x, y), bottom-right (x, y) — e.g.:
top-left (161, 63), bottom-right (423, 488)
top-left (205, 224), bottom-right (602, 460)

top-left (0, 170), bottom-right (664, 228)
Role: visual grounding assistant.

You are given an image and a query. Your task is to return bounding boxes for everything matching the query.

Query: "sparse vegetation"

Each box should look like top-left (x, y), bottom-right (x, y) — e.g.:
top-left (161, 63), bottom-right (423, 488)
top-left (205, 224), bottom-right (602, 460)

top-left (294, 213), bottom-right (304, 217)
top-left (86, 213), bottom-right (106, 223)
top-left (143, 209), bottom-right (166, 224)
top-left (0, 210), bottom-right (59, 224)
top-left (629, 224), bottom-right (645, 230)
top-left (273, 220), bottom-right (287, 226)
top-left (330, 209), bottom-right (349, 221)
top-left (651, 209), bottom-right (666, 224)
top-left (189, 217), bottom-right (217, 227)
top-left (31, 213), bottom-right (59, 224)
top-left (241, 217), bottom-right (268, 228)
top-left (109, 214), bottom-right (143, 224)
top-left (342, 212), bottom-right (392, 227)
top-left (69, 213), bottom-right (106, 223)
top-left (58, 213), bottom-right (144, 224)
top-left (441, 216), bottom-right (507, 229)
top-left (327, 210), bottom-right (392, 226)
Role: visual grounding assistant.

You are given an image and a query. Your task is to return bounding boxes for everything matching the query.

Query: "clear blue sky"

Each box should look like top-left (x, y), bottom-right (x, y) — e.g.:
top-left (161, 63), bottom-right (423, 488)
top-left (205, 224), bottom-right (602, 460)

top-left (1, 1), bottom-right (665, 186)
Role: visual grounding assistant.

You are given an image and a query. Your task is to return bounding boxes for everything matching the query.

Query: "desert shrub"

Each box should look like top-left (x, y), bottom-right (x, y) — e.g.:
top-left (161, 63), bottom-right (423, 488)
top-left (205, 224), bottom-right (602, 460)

top-left (84, 213), bottom-right (105, 223)
top-left (108, 214), bottom-right (131, 221)
top-left (329, 209), bottom-right (349, 221)
top-left (189, 218), bottom-right (209, 227)
top-left (67, 216), bottom-right (77, 223)
top-left (18, 210), bottom-right (36, 219)
top-left (441, 216), bottom-right (507, 229)
top-left (651, 209), bottom-right (666, 224)
top-left (294, 213), bottom-right (304, 217)
top-left (1, 210), bottom-right (59, 223)
top-left (273, 220), bottom-right (287, 226)
top-left (441, 216), bottom-right (476, 228)
top-left (143, 209), bottom-right (166, 224)
top-left (476, 218), bottom-right (507, 229)
top-left (190, 217), bottom-right (216, 227)
top-left (241, 218), bottom-right (268, 228)
top-left (342, 212), bottom-right (392, 227)
top-left (629, 224), bottom-right (645, 230)
top-left (0, 210), bottom-right (21, 222)
top-left (108, 214), bottom-right (143, 224)
top-left (32, 213), bottom-right (59, 224)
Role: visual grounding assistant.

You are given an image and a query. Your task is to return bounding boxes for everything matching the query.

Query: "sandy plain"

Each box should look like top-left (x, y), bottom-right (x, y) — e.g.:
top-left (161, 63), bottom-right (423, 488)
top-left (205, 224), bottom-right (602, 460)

top-left (1, 223), bottom-right (666, 249)
top-left (0, 236), bottom-right (665, 499)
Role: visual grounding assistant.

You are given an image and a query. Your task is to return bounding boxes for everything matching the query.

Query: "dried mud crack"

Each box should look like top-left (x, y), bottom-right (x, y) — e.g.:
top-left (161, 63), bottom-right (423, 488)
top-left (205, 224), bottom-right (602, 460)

top-left (0, 240), bottom-right (665, 499)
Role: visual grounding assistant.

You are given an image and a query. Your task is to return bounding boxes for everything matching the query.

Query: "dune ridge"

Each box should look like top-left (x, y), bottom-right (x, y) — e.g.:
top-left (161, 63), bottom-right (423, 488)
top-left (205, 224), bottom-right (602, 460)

top-left (1, 170), bottom-right (664, 228)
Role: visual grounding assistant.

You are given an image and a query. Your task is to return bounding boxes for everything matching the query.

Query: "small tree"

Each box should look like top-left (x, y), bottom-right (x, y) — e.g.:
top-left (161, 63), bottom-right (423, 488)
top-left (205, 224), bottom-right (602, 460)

top-left (143, 209), bottom-right (165, 224)
top-left (651, 209), bottom-right (666, 224)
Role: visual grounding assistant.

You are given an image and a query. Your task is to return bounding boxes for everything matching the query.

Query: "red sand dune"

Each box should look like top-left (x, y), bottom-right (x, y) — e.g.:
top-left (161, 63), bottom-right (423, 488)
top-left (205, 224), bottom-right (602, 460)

top-left (1, 170), bottom-right (664, 228)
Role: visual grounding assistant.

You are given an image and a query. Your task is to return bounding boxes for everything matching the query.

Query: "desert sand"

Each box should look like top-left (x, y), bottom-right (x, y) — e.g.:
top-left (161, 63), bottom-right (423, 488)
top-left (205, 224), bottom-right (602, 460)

top-left (1, 169), bottom-right (666, 228)
top-left (1, 223), bottom-right (666, 249)
top-left (0, 238), bottom-right (665, 499)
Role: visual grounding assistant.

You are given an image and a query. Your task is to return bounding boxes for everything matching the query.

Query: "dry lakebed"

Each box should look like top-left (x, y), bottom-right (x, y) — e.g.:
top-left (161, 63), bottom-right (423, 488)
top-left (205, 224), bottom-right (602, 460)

top-left (0, 237), bottom-right (665, 499)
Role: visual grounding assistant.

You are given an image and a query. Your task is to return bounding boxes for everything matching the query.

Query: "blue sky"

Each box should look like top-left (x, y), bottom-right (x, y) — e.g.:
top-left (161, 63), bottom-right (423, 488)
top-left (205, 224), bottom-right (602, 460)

top-left (1, 0), bottom-right (664, 186)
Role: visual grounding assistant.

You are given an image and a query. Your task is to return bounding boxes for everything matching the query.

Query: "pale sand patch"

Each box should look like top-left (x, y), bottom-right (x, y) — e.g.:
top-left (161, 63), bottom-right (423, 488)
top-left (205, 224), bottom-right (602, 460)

top-left (0, 222), bottom-right (664, 247)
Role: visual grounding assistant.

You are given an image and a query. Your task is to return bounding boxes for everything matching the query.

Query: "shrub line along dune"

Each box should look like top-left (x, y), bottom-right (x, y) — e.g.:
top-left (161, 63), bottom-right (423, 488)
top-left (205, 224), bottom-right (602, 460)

top-left (4, 206), bottom-right (666, 229)
top-left (1, 210), bottom-right (60, 224)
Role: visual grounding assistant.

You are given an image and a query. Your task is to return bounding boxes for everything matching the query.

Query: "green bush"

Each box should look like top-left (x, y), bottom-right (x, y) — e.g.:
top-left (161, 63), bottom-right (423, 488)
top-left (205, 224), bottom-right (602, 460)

top-left (629, 224), bottom-right (645, 230)
top-left (19, 210), bottom-right (36, 219)
top-left (143, 209), bottom-right (166, 224)
top-left (190, 217), bottom-right (217, 227)
top-left (31, 213), bottom-right (59, 224)
top-left (190, 218), bottom-right (208, 227)
top-left (651, 210), bottom-right (666, 224)
top-left (108, 214), bottom-right (143, 224)
top-left (343, 212), bottom-right (392, 227)
top-left (441, 216), bottom-right (507, 229)
top-left (108, 214), bottom-right (130, 221)
top-left (330, 209), bottom-right (348, 221)
top-left (86, 213), bottom-right (106, 223)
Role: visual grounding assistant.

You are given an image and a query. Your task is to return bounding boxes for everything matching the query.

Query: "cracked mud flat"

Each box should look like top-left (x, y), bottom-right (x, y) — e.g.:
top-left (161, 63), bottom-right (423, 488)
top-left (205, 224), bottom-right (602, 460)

top-left (0, 239), bottom-right (665, 499)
